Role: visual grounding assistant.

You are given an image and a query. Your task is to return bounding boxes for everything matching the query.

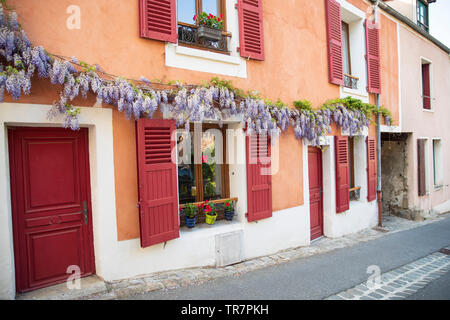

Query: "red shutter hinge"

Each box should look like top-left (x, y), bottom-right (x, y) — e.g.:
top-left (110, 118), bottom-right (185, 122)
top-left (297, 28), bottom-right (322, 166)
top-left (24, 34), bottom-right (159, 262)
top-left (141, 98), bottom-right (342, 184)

top-left (236, 47), bottom-right (240, 52)
top-left (235, 3), bottom-right (238, 9)
top-left (245, 212), bottom-right (248, 217)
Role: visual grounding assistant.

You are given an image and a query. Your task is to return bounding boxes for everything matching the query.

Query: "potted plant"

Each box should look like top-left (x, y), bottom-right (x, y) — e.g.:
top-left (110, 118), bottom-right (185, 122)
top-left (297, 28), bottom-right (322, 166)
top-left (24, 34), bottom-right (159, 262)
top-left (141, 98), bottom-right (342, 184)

top-left (182, 203), bottom-right (197, 228)
top-left (198, 200), bottom-right (217, 225)
top-left (193, 12), bottom-right (224, 42)
top-left (223, 199), bottom-right (235, 221)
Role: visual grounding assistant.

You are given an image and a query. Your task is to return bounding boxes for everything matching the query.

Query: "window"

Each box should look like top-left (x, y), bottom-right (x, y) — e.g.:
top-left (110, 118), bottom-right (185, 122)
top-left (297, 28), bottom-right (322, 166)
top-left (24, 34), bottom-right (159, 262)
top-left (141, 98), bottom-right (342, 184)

top-left (177, 0), bottom-right (229, 53)
top-left (421, 61), bottom-right (431, 109)
top-left (432, 139), bottom-right (443, 187)
top-left (177, 124), bottom-right (229, 205)
top-left (339, 18), bottom-right (361, 90)
top-left (342, 22), bottom-right (351, 76)
top-left (348, 137), bottom-right (361, 201)
top-left (417, 0), bottom-right (429, 32)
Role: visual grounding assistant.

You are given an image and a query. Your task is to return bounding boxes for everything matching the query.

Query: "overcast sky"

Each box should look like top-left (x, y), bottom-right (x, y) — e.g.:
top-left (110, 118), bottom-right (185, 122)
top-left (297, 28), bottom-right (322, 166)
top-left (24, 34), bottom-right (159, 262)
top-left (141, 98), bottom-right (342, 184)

top-left (429, 0), bottom-right (450, 48)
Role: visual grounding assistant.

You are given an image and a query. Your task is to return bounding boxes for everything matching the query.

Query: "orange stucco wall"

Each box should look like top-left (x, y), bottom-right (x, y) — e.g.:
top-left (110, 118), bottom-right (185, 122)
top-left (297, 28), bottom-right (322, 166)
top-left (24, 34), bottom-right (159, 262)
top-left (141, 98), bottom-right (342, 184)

top-left (7, 0), bottom-right (398, 240)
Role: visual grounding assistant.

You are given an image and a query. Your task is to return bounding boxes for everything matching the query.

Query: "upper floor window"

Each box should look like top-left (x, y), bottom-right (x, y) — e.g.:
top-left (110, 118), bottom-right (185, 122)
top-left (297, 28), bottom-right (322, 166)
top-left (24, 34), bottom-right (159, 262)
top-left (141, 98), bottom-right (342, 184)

top-left (421, 61), bottom-right (431, 109)
top-left (417, 0), bottom-right (429, 32)
top-left (177, 0), bottom-right (230, 53)
top-left (341, 21), bottom-right (359, 90)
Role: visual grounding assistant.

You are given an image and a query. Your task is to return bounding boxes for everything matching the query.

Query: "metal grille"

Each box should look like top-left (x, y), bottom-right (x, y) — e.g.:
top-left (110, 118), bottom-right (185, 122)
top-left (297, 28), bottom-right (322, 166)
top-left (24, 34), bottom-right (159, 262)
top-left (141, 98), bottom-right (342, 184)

top-left (178, 24), bottom-right (230, 53)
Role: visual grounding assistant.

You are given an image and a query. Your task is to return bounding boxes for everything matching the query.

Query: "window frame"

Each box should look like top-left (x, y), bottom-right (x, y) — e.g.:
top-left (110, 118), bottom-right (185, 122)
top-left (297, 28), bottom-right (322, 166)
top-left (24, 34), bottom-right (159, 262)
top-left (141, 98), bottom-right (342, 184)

top-left (421, 60), bottom-right (432, 110)
top-left (432, 139), bottom-right (443, 188)
top-left (177, 123), bottom-right (230, 205)
top-left (348, 136), bottom-right (362, 201)
top-left (348, 136), bottom-right (355, 189)
top-left (342, 21), bottom-right (352, 76)
top-left (416, 0), bottom-right (429, 32)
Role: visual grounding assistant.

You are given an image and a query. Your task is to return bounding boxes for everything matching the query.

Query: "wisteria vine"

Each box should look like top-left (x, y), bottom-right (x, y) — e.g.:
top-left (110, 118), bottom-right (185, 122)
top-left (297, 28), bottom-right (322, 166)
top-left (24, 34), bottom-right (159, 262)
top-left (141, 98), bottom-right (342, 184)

top-left (0, 4), bottom-right (392, 146)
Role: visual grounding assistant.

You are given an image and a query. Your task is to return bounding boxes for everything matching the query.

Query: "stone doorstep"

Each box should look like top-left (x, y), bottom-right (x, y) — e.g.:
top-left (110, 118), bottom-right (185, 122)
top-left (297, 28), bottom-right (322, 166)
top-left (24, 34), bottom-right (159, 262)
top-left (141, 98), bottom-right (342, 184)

top-left (17, 215), bottom-right (449, 300)
top-left (17, 275), bottom-right (108, 300)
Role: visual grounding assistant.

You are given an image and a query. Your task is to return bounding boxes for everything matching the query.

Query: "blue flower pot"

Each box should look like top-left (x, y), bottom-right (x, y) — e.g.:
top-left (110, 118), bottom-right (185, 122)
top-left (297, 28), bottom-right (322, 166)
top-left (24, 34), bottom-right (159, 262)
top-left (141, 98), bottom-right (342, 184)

top-left (224, 210), bottom-right (235, 221)
top-left (184, 216), bottom-right (197, 228)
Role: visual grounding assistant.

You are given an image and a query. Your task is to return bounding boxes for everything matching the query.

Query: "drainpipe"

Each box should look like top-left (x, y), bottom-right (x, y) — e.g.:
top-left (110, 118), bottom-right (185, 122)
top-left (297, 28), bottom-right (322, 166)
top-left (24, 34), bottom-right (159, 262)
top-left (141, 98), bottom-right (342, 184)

top-left (373, 0), bottom-right (383, 227)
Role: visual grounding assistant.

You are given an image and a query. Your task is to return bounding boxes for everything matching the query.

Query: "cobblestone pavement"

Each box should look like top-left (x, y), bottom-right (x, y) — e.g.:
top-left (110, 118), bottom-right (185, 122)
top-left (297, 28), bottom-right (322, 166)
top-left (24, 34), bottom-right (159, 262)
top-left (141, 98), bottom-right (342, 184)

top-left (17, 214), bottom-right (449, 300)
top-left (325, 247), bottom-right (450, 300)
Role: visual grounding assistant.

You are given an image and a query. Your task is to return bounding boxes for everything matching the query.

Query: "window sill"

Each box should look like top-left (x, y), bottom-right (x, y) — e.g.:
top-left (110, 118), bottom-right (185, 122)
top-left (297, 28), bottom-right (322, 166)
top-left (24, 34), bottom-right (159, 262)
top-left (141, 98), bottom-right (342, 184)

top-left (165, 43), bottom-right (247, 78)
top-left (422, 108), bottom-right (434, 113)
top-left (174, 44), bottom-right (240, 65)
top-left (179, 219), bottom-right (242, 238)
top-left (434, 185), bottom-right (443, 191)
top-left (342, 86), bottom-right (368, 98)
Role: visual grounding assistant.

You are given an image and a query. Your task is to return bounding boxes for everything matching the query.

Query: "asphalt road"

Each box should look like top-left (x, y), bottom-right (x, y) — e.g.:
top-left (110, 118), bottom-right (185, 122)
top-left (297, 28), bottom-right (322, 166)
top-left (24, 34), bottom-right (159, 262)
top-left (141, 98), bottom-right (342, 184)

top-left (130, 216), bottom-right (450, 300)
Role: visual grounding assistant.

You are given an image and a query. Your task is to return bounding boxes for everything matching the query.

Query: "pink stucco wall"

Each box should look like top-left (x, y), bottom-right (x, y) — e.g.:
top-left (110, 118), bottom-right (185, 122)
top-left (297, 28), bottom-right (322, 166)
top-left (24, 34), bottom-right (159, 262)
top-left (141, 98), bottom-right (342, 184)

top-left (399, 24), bottom-right (450, 213)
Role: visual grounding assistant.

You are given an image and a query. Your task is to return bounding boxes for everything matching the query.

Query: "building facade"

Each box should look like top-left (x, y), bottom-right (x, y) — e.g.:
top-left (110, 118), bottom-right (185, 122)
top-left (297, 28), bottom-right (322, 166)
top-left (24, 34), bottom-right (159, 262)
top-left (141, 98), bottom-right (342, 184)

top-left (2, 0), bottom-right (441, 299)
top-left (379, 0), bottom-right (450, 220)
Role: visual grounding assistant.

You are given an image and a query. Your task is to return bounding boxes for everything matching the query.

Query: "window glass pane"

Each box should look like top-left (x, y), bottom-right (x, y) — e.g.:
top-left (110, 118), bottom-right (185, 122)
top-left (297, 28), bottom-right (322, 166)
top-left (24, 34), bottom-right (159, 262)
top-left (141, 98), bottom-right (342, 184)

top-left (341, 22), bottom-right (351, 75)
top-left (202, 0), bottom-right (220, 16)
top-left (177, 132), bottom-right (197, 204)
top-left (178, 0), bottom-right (196, 24)
top-left (201, 130), bottom-right (223, 201)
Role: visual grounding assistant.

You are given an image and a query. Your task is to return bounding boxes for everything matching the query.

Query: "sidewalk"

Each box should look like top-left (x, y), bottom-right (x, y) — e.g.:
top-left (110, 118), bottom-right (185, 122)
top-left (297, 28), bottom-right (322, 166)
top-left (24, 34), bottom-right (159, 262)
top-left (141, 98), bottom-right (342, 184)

top-left (17, 213), bottom-right (449, 300)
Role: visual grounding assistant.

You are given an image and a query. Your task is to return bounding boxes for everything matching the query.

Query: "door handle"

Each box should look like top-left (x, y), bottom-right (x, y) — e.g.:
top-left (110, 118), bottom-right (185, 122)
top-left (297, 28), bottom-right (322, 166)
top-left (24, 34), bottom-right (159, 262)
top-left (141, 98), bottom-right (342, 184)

top-left (82, 200), bottom-right (88, 225)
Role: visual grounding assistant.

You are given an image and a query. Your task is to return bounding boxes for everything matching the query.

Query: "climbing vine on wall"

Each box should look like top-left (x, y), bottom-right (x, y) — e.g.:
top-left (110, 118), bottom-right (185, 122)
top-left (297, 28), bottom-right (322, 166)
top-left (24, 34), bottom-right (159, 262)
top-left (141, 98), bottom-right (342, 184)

top-left (0, 3), bottom-right (391, 146)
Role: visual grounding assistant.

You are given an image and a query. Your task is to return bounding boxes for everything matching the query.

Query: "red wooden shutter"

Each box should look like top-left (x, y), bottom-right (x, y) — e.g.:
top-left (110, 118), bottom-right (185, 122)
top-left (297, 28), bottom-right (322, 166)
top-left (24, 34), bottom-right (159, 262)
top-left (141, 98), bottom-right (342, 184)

top-left (335, 136), bottom-right (349, 213)
top-left (365, 19), bottom-right (381, 94)
top-left (366, 136), bottom-right (377, 202)
top-left (238, 0), bottom-right (265, 61)
top-left (325, 0), bottom-right (344, 86)
top-left (422, 64), bottom-right (431, 109)
top-left (417, 139), bottom-right (426, 196)
top-left (137, 118), bottom-right (179, 248)
top-left (139, 0), bottom-right (177, 43)
top-left (246, 133), bottom-right (272, 221)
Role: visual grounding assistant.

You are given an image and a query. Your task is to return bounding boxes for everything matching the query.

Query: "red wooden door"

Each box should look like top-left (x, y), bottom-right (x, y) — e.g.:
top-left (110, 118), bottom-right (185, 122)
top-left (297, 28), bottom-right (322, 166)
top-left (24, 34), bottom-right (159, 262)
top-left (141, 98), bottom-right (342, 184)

top-left (8, 127), bottom-right (95, 293)
top-left (308, 147), bottom-right (323, 241)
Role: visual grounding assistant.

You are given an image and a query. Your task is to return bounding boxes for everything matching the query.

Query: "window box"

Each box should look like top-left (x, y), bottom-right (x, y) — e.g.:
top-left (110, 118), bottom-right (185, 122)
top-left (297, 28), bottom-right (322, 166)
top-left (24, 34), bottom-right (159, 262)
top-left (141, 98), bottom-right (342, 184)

top-left (178, 23), bottom-right (231, 53)
top-left (198, 25), bottom-right (223, 42)
top-left (179, 197), bottom-right (238, 227)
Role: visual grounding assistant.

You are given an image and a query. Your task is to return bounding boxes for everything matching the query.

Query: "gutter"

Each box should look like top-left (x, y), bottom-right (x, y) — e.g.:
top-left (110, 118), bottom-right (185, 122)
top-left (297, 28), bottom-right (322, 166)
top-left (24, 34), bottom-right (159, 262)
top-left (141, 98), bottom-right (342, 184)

top-left (370, 0), bottom-right (450, 54)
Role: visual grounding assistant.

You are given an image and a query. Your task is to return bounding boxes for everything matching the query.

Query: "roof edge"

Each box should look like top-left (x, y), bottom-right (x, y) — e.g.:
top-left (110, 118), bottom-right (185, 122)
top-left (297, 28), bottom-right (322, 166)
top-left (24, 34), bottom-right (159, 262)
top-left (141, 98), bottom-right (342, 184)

top-left (371, 0), bottom-right (450, 54)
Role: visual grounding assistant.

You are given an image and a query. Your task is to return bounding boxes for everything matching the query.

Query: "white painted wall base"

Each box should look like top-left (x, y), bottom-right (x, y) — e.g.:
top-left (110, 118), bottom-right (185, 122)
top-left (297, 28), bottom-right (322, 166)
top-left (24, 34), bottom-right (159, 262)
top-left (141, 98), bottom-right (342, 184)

top-left (431, 199), bottom-right (450, 216)
top-left (99, 203), bottom-right (310, 282)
